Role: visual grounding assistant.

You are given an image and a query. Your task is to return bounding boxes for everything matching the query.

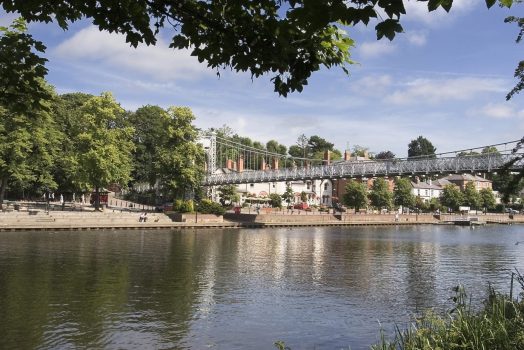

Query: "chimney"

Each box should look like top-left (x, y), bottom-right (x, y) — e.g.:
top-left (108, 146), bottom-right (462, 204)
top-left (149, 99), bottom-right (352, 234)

top-left (429, 179), bottom-right (432, 186)
top-left (323, 150), bottom-right (331, 165)
top-left (237, 155), bottom-right (244, 172)
top-left (364, 150), bottom-right (369, 159)
top-left (261, 159), bottom-right (266, 170)
top-left (344, 150), bottom-right (351, 161)
top-left (415, 176), bottom-right (420, 184)
top-left (226, 159), bottom-right (233, 169)
top-left (272, 157), bottom-right (279, 170)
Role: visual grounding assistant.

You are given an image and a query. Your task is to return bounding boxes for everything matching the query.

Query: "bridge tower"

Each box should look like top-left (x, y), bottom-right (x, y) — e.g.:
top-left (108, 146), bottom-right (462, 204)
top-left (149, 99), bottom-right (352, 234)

top-left (199, 132), bottom-right (217, 174)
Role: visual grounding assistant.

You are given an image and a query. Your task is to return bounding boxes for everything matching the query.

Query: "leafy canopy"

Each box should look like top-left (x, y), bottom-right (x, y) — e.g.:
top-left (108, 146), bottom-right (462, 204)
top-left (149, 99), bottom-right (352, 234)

top-left (408, 136), bottom-right (437, 159)
top-left (342, 179), bottom-right (368, 211)
top-left (2, 1), bottom-right (515, 96)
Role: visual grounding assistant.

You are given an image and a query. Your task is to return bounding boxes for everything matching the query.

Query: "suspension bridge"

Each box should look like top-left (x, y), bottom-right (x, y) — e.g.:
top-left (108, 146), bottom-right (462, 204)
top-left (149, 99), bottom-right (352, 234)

top-left (199, 135), bottom-right (524, 186)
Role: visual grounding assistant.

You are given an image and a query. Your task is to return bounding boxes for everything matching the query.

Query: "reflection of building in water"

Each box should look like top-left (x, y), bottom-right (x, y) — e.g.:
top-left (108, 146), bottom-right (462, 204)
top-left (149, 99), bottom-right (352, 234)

top-left (312, 229), bottom-right (326, 283)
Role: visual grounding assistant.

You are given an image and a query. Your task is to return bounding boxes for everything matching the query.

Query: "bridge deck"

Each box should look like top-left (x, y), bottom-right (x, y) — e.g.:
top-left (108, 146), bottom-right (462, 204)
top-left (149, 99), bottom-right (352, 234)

top-left (203, 153), bottom-right (524, 185)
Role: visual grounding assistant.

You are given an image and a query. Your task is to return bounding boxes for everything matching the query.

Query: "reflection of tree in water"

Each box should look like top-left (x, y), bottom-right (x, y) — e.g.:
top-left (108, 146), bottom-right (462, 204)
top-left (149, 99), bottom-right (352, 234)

top-left (403, 242), bottom-right (438, 312)
top-left (0, 230), bottom-right (216, 349)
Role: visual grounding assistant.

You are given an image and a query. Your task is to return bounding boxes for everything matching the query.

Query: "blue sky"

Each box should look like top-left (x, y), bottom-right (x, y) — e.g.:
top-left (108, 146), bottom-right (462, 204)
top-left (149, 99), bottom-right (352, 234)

top-left (2, 1), bottom-right (523, 157)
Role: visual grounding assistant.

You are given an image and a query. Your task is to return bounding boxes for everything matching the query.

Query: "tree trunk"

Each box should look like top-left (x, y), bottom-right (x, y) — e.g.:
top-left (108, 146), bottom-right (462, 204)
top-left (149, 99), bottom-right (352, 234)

top-left (0, 177), bottom-right (6, 210)
top-left (95, 186), bottom-right (100, 211)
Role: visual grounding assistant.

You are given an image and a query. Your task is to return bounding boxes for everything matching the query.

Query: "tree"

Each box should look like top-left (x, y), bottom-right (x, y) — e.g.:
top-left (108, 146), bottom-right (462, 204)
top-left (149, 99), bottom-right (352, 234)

top-left (128, 105), bottom-right (170, 187)
top-left (505, 5), bottom-right (524, 100)
top-left (308, 135), bottom-right (334, 154)
top-left (481, 146), bottom-right (500, 155)
top-left (440, 184), bottom-right (464, 211)
top-left (463, 182), bottom-right (481, 211)
top-left (282, 185), bottom-right (294, 206)
top-left (0, 87), bottom-right (59, 208)
top-left (375, 151), bottom-right (396, 160)
top-left (266, 140), bottom-right (287, 155)
top-left (155, 107), bottom-right (205, 200)
top-left (369, 178), bottom-right (392, 210)
top-left (457, 151), bottom-right (479, 157)
top-left (0, 19), bottom-right (57, 208)
top-left (217, 185), bottom-right (237, 206)
top-left (492, 172), bottom-right (524, 203)
top-left (394, 177), bottom-right (416, 209)
top-left (52, 93), bottom-right (94, 194)
top-left (300, 191), bottom-right (308, 203)
top-left (479, 188), bottom-right (496, 211)
top-left (352, 145), bottom-right (369, 158)
top-left (269, 193), bottom-right (282, 208)
top-left (2, 2), bottom-right (518, 96)
top-left (408, 136), bottom-right (437, 159)
top-left (295, 134), bottom-right (309, 158)
top-left (342, 180), bottom-right (368, 212)
top-left (75, 93), bottom-right (135, 210)
top-left (0, 18), bottom-right (50, 117)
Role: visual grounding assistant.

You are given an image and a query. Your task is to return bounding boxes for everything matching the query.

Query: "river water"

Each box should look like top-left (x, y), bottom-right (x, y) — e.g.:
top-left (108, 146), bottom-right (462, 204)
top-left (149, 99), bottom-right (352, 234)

top-left (1, 225), bottom-right (523, 350)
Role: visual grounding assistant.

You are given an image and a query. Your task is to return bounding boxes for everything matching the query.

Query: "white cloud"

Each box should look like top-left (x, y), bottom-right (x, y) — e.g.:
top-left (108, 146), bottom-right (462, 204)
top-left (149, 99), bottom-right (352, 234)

top-left (53, 26), bottom-right (210, 82)
top-left (403, 0), bottom-right (478, 26)
top-left (386, 77), bottom-right (507, 105)
top-left (351, 75), bottom-right (393, 95)
top-left (474, 102), bottom-right (524, 119)
top-left (405, 31), bottom-right (427, 46)
top-left (357, 40), bottom-right (396, 59)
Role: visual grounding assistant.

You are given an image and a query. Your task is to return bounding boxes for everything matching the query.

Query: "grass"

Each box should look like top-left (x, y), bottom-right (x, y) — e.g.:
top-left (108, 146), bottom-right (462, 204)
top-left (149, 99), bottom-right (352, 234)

top-left (274, 271), bottom-right (524, 350)
top-left (371, 271), bottom-right (524, 350)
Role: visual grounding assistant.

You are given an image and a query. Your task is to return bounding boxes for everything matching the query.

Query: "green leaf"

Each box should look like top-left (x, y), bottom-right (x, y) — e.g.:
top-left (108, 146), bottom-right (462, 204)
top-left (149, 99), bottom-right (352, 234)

top-left (485, 0), bottom-right (497, 8)
top-left (428, 0), bottom-right (453, 12)
top-left (376, 19), bottom-right (403, 41)
top-left (499, 0), bottom-right (514, 7)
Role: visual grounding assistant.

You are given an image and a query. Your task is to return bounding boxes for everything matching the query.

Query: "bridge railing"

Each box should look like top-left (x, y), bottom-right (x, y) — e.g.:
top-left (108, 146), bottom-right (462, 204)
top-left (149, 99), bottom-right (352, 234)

top-left (202, 152), bottom-right (524, 186)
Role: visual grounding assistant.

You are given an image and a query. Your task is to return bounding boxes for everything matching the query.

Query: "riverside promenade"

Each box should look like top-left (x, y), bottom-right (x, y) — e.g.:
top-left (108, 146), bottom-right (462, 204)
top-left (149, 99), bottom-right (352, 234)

top-left (0, 205), bottom-right (521, 231)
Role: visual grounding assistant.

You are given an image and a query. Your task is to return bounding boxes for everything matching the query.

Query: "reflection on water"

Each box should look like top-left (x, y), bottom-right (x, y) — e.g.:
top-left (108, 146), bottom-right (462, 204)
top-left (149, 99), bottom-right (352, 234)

top-left (1, 225), bottom-right (523, 349)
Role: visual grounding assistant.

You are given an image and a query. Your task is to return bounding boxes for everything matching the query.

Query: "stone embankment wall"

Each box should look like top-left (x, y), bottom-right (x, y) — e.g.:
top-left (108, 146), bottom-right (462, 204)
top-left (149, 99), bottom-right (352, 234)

top-left (225, 212), bottom-right (439, 224)
top-left (0, 211), bottom-right (173, 228)
top-left (167, 212), bottom-right (223, 223)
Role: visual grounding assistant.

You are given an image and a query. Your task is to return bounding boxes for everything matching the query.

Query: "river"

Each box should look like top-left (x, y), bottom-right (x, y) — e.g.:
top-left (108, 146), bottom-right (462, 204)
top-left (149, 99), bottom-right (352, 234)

top-left (1, 225), bottom-right (523, 349)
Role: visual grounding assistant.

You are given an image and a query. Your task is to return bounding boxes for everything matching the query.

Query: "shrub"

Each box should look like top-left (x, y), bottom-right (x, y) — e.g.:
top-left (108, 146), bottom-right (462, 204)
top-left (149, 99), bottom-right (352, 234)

top-left (182, 200), bottom-right (194, 213)
top-left (173, 199), bottom-right (184, 212)
top-left (198, 199), bottom-right (226, 215)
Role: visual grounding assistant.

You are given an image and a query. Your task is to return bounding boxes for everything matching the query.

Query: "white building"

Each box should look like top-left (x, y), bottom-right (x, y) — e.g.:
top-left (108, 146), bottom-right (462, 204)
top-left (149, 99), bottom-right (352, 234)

top-left (411, 179), bottom-right (443, 202)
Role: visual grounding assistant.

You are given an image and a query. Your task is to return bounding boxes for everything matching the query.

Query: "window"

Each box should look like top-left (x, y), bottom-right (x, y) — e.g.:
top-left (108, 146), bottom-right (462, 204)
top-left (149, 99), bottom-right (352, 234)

top-left (307, 182), bottom-right (311, 190)
top-left (250, 183), bottom-right (254, 188)
top-left (324, 183), bottom-right (329, 191)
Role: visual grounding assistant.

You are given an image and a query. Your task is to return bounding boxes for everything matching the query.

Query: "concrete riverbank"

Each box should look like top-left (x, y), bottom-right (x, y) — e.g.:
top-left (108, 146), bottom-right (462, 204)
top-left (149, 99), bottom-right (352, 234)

top-left (0, 207), bottom-right (521, 231)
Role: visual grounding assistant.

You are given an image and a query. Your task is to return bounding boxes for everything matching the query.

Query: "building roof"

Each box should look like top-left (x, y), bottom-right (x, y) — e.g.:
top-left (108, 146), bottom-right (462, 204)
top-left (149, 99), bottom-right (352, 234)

top-left (411, 181), bottom-right (443, 190)
top-left (441, 174), bottom-right (491, 182)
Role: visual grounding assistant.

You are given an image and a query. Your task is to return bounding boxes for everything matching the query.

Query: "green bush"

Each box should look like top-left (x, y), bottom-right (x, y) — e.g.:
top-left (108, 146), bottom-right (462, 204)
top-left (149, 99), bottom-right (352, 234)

top-left (173, 199), bottom-right (194, 213)
top-left (182, 199), bottom-right (194, 213)
top-left (173, 199), bottom-right (183, 212)
top-left (198, 199), bottom-right (226, 215)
